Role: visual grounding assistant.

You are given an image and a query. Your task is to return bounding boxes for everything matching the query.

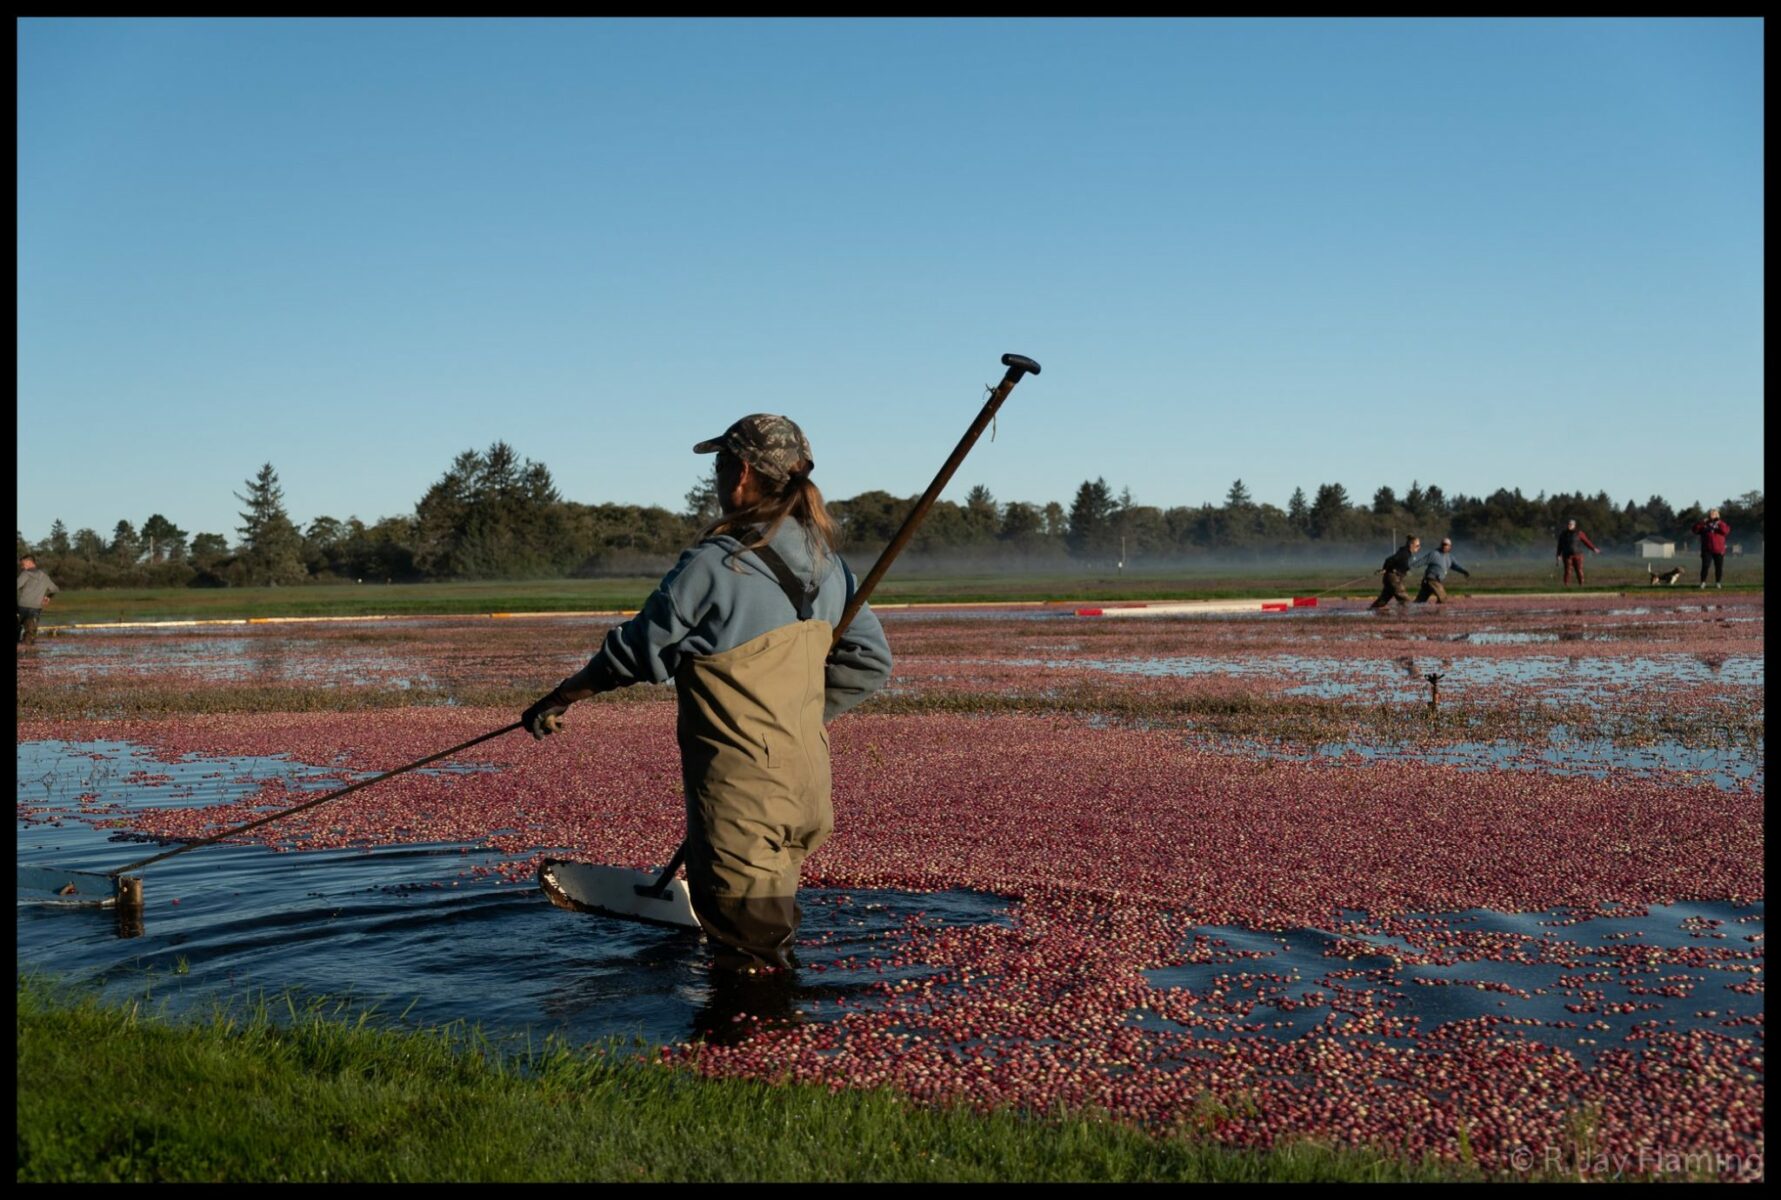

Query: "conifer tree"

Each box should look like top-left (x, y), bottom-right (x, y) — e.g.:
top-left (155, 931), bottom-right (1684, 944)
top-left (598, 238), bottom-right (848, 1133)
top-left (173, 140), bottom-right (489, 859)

top-left (235, 463), bottom-right (305, 584)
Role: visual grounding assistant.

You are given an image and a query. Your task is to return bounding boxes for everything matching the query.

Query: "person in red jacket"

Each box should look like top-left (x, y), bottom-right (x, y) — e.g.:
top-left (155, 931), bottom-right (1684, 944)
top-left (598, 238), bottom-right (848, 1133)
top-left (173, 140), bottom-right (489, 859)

top-left (1693, 508), bottom-right (1731, 588)
top-left (1556, 520), bottom-right (1599, 586)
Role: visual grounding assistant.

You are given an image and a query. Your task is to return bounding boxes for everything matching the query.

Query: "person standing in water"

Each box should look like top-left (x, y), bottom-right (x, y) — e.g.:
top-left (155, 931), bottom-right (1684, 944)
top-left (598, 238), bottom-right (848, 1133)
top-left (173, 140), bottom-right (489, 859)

top-left (1414, 537), bottom-right (1471, 604)
top-left (1693, 508), bottom-right (1731, 589)
top-left (521, 415), bottom-right (892, 972)
top-left (17, 555), bottom-right (58, 646)
top-left (1556, 519), bottom-right (1600, 586)
top-left (1369, 535), bottom-right (1421, 611)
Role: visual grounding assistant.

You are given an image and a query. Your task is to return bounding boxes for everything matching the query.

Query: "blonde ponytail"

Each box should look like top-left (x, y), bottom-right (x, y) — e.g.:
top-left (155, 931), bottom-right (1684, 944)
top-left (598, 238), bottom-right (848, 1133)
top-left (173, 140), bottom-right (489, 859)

top-left (699, 452), bottom-right (842, 562)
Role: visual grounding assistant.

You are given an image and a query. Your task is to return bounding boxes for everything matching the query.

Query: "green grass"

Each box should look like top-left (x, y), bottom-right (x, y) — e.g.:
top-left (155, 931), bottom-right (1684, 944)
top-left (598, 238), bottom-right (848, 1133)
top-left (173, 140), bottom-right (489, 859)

top-left (16, 976), bottom-right (1489, 1183)
top-left (38, 579), bottom-right (664, 624)
top-left (36, 559), bottom-right (1766, 625)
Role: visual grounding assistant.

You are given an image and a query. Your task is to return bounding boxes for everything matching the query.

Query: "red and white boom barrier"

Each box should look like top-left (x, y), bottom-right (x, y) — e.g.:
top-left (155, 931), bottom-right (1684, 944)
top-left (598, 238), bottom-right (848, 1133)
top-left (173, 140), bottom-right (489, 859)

top-left (1075, 597), bottom-right (1319, 618)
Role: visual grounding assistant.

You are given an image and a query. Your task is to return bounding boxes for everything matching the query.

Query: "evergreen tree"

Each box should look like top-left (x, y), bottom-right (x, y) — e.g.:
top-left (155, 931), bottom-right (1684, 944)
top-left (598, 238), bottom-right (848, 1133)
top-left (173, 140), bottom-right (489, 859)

top-left (963, 485), bottom-right (999, 540)
top-left (1220, 479), bottom-right (1259, 547)
top-left (1308, 483), bottom-right (1352, 540)
top-left (1067, 478), bottom-right (1118, 557)
top-left (519, 461), bottom-right (571, 575)
top-left (234, 463), bottom-right (306, 585)
top-left (109, 520), bottom-right (141, 566)
top-left (1287, 487), bottom-right (1310, 533)
top-left (47, 520), bottom-right (70, 557)
top-left (412, 443), bottom-right (567, 579)
top-left (413, 450), bottom-right (483, 577)
top-left (1372, 486), bottom-right (1397, 515)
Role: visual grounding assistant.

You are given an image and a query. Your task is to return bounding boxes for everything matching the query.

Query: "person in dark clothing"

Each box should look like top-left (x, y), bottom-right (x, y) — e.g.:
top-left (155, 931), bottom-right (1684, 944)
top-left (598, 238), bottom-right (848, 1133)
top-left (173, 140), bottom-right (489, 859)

top-left (1415, 537), bottom-right (1471, 603)
top-left (1556, 520), bottom-right (1599, 586)
top-left (1693, 509), bottom-right (1730, 588)
top-left (17, 556), bottom-right (58, 646)
top-left (1369, 536), bottom-right (1421, 610)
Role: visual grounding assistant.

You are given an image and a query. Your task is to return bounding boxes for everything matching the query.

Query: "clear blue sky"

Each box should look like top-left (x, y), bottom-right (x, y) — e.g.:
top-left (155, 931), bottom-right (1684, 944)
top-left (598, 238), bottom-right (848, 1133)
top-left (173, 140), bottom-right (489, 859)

top-left (18, 18), bottom-right (1764, 542)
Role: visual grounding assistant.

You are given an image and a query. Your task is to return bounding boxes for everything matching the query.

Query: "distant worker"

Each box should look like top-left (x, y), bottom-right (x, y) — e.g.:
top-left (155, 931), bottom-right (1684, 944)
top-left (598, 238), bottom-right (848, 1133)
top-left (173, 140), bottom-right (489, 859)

top-left (1693, 508), bottom-right (1731, 589)
top-left (1415, 537), bottom-right (1471, 604)
top-left (1556, 519), bottom-right (1599, 586)
top-left (17, 555), bottom-right (58, 646)
top-left (1369, 535), bottom-right (1421, 611)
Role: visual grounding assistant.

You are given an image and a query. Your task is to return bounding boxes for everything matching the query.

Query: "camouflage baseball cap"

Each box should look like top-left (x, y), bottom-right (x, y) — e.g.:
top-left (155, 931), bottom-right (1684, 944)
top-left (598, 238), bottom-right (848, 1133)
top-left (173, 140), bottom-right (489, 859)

top-left (693, 414), bottom-right (813, 484)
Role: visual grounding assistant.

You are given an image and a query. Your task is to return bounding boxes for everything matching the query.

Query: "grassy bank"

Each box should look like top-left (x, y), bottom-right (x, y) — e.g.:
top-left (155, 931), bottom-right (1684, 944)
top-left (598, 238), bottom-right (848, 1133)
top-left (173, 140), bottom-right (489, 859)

top-left (16, 977), bottom-right (1485, 1183)
top-left (36, 559), bottom-right (1763, 624)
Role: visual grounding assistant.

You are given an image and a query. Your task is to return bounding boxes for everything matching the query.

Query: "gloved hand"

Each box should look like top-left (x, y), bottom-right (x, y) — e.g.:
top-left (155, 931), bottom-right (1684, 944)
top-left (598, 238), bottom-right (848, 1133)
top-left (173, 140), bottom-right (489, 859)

top-left (521, 688), bottom-right (574, 740)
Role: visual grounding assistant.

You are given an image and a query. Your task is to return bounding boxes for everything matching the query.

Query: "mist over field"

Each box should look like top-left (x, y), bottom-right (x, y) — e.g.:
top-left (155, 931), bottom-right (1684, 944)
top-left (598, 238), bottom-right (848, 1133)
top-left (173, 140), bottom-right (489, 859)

top-left (745, 545), bottom-right (1767, 582)
top-left (871, 547), bottom-right (1688, 574)
top-left (19, 440), bottom-right (1760, 592)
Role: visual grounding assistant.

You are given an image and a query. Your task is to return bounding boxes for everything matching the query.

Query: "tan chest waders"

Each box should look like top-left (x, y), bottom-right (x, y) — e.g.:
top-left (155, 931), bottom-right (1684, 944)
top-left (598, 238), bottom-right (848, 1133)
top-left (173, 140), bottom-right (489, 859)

top-left (675, 546), bottom-right (834, 969)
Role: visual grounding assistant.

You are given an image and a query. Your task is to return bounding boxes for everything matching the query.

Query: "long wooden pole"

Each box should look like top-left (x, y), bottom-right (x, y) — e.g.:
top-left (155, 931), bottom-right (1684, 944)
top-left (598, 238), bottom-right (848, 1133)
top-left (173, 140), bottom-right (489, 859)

top-left (831, 354), bottom-right (1041, 644)
top-left (645, 353), bottom-right (1042, 897)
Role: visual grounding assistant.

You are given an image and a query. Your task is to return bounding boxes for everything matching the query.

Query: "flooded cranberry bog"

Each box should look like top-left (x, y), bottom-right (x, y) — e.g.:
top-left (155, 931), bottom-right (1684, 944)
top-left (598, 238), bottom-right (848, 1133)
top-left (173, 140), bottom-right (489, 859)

top-left (16, 592), bottom-right (1764, 1179)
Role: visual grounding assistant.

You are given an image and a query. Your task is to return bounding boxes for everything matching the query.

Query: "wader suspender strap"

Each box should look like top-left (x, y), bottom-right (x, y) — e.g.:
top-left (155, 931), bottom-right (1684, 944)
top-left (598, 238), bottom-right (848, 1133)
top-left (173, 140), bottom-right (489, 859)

top-left (633, 542), bottom-right (829, 904)
top-left (750, 545), bottom-right (819, 621)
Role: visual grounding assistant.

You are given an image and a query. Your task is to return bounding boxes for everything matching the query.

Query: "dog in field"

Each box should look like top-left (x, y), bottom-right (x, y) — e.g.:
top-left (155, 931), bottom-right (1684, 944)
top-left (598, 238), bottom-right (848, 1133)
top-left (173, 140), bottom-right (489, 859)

top-left (1648, 563), bottom-right (1684, 585)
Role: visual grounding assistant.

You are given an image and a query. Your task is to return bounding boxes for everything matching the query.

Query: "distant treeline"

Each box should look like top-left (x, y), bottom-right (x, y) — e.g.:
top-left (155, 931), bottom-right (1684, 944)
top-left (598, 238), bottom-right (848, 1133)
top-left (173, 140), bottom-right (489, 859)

top-left (16, 445), bottom-right (1765, 589)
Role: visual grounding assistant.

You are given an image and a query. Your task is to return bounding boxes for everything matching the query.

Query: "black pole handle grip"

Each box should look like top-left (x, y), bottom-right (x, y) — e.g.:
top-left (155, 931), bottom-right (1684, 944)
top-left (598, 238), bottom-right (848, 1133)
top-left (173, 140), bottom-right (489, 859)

top-left (1000, 353), bottom-right (1041, 380)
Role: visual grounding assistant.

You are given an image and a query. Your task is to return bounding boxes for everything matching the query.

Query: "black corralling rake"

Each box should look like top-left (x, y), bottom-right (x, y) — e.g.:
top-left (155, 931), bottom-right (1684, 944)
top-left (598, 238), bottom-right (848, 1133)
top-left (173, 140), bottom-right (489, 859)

top-left (25, 352), bottom-right (1044, 929)
top-left (20, 722), bottom-right (523, 912)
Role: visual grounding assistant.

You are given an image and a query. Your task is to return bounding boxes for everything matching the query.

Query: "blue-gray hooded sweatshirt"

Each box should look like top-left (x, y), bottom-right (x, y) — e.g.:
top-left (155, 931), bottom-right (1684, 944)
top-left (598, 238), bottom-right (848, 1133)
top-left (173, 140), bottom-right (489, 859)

top-left (1415, 549), bottom-right (1469, 582)
top-left (570, 521), bottom-right (892, 722)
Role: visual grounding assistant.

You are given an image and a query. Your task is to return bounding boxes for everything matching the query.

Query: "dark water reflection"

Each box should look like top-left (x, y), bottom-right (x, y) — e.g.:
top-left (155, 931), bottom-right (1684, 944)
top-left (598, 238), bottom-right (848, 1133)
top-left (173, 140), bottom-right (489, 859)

top-left (17, 740), bottom-right (1010, 1049)
top-left (1237, 731), bottom-right (1765, 792)
top-left (1137, 902), bottom-right (1765, 1062)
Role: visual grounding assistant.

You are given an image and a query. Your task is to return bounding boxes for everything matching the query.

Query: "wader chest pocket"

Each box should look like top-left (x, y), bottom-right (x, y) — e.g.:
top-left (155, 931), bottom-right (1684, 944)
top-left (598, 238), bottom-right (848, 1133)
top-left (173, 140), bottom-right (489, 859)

top-left (760, 729), bottom-right (799, 769)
